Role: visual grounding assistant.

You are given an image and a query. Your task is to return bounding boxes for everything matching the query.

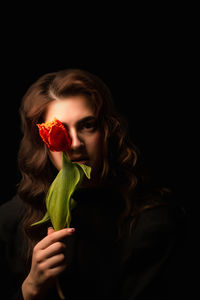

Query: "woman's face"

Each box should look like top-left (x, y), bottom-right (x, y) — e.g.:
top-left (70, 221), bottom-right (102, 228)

top-left (44, 95), bottom-right (103, 180)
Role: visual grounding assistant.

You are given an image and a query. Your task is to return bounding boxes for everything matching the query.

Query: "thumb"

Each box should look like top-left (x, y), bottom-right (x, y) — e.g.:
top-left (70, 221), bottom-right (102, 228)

top-left (47, 226), bottom-right (55, 235)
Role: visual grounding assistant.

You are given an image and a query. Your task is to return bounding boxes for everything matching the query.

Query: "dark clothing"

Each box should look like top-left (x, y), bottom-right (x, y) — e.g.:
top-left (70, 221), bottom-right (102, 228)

top-left (0, 188), bottom-right (187, 300)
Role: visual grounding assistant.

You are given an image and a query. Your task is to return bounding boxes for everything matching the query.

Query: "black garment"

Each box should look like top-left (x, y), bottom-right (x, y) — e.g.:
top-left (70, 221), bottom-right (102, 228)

top-left (0, 188), bottom-right (187, 300)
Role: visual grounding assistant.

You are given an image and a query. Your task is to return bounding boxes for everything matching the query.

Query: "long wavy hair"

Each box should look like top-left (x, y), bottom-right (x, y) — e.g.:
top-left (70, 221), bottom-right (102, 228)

top-left (17, 69), bottom-right (164, 260)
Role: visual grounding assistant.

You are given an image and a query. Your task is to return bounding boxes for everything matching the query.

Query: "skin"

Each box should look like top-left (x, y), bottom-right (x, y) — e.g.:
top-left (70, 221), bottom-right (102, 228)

top-left (45, 95), bottom-right (104, 182)
top-left (22, 227), bottom-right (75, 299)
top-left (22, 95), bottom-right (104, 299)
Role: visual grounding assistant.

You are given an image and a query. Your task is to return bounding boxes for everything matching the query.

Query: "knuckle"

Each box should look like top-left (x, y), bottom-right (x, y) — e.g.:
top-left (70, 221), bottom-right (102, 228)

top-left (37, 262), bottom-right (45, 274)
top-left (60, 264), bottom-right (67, 272)
top-left (47, 269), bottom-right (56, 279)
top-left (58, 253), bottom-right (65, 262)
top-left (48, 234), bottom-right (55, 244)
top-left (44, 270), bottom-right (52, 280)
top-left (33, 244), bottom-right (39, 254)
top-left (34, 251), bottom-right (42, 264)
top-left (55, 241), bottom-right (65, 251)
top-left (51, 265), bottom-right (67, 277)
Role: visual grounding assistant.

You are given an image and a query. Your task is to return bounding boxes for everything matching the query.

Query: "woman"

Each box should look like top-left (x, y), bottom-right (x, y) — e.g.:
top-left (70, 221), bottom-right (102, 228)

top-left (0, 69), bottom-right (186, 299)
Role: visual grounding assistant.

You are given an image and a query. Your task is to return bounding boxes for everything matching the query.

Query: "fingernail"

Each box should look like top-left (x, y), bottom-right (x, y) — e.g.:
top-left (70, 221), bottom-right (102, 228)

top-left (69, 228), bottom-right (75, 233)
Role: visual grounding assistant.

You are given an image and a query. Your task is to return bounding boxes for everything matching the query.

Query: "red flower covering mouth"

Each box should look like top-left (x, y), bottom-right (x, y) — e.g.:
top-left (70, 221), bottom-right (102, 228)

top-left (37, 118), bottom-right (72, 152)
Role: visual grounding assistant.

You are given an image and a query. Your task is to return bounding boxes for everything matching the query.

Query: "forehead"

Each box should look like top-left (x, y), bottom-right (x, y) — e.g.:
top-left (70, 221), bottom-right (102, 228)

top-left (44, 95), bottom-right (95, 123)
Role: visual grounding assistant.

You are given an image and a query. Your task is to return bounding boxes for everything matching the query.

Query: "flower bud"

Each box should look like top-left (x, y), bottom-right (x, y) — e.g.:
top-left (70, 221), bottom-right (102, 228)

top-left (37, 118), bottom-right (72, 152)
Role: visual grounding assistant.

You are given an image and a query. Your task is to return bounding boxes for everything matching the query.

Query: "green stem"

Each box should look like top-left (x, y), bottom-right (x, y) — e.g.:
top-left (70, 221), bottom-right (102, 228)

top-left (56, 278), bottom-right (65, 299)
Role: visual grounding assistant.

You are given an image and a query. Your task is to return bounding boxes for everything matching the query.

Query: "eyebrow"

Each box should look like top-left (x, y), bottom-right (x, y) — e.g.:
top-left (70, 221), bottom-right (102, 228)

top-left (62, 116), bottom-right (97, 129)
top-left (76, 116), bottom-right (97, 126)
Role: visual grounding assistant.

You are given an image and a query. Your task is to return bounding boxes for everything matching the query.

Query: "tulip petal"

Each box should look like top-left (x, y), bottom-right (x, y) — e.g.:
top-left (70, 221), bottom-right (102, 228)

top-left (37, 118), bottom-right (72, 152)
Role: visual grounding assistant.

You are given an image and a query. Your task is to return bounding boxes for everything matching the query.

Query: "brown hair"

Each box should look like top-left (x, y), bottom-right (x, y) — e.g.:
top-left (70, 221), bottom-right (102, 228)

top-left (17, 69), bottom-right (162, 259)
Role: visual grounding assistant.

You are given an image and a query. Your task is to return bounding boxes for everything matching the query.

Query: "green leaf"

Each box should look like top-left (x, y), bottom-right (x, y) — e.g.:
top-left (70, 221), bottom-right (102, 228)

top-left (76, 162), bottom-right (91, 179)
top-left (46, 153), bottom-right (79, 230)
top-left (31, 211), bottom-right (50, 226)
top-left (66, 197), bottom-right (77, 228)
top-left (70, 197), bottom-right (77, 210)
top-left (32, 152), bottom-right (91, 231)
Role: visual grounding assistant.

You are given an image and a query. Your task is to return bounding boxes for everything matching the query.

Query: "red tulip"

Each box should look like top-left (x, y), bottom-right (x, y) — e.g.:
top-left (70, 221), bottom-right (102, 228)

top-left (37, 118), bottom-right (72, 152)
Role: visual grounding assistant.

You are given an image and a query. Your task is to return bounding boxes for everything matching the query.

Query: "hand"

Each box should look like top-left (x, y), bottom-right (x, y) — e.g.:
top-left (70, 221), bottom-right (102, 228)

top-left (22, 227), bottom-right (75, 300)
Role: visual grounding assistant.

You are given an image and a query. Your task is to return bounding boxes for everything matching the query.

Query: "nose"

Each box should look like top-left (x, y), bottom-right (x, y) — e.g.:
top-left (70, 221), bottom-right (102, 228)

top-left (70, 128), bottom-right (84, 150)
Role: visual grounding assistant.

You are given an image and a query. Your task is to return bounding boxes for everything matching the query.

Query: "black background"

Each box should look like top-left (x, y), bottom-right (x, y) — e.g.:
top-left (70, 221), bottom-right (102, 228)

top-left (1, 5), bottom-right (195, 219)
top-left (0, 5), bottom-right (196, 296)
top-left (2, 51), bottom-right (193, 211)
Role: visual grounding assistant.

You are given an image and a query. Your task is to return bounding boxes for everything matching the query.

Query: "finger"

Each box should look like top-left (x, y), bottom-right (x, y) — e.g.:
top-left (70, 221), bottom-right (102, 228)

top-left (36, 228), bottom-right (75, 250)
top-left (43, 252), bottom-right (66, 269)
top-left (44, 241), bottom-right (66, 259)
top-left (47, 264), bottom-right (67, 278)
top-left (48, 227), bottom-right (55, 235)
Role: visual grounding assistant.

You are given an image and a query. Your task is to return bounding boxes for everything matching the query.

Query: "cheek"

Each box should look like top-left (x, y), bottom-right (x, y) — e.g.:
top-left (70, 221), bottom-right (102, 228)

top-left (49, 151), bottom-right (62, 170)
top-left (86, 132), bottom-right (103, 160)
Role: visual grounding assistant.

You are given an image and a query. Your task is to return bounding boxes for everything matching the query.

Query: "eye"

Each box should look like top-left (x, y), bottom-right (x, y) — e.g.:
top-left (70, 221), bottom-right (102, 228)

top-left (79, 120), bottom-right (97, 132)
